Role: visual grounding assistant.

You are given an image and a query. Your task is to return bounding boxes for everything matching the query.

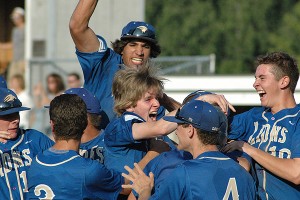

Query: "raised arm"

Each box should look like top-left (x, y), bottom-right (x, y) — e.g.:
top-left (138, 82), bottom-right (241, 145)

top-left (69, 0), bottom-right (100, 52)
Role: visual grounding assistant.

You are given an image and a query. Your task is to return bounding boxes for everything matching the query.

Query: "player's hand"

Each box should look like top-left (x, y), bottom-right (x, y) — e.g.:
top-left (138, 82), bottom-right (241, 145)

top-left (149, 138), bottom-right (171, 154)
top-left (0, 131), bottom-right (11, 143)
top-left (195, 94), bottom-right (236, 115)
top-left (122, 163), bottom-right (154, 200)
top-left (221, 140), bottom-right (245, 153)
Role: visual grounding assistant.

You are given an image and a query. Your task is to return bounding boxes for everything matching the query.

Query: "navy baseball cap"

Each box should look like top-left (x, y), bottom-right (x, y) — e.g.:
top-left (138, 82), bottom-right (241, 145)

top-left (164, 100), bottom-right (227, 134)
top-left (121, 21), bottom-right (157, 43)
top-left (0, 76), bottom-right (7, 88)
top-left (0, 88), bottom-right (30, 116)
top-left (64, 88), bottom-right (101, 115)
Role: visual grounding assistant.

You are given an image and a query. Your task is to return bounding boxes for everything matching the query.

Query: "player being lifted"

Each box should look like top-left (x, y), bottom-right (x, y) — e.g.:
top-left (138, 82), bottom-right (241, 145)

top-left (122, 100), bottom-right (256, 200)
top-left (0, 88), bottom-right (54, 200)
top-left (69, 0), bottom-right (179, 129)
top-left (223, 52), bottom-right (300, 199)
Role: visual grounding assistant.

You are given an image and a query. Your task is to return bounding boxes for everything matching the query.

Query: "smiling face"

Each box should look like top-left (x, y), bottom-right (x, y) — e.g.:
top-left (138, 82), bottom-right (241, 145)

top-left (128, 89), bottom-right (160, 122)
top-left (121, 40), bottom-right (151, 68)
top-left (253, 64), bottom-right (283, 109)
top-left (0, 113), bottom-right (20, 139)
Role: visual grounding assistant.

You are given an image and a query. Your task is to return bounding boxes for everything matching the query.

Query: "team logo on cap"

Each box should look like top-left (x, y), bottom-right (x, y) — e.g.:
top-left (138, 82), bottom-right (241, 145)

top-left (4, 94), bottom-right (15, 102)
top-left (137, 26), bottom-right (148, 33)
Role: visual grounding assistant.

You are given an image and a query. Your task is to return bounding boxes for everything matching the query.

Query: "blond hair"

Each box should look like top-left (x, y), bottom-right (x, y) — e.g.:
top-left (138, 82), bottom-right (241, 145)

top-left (113, 62), bottom-right (165, 115)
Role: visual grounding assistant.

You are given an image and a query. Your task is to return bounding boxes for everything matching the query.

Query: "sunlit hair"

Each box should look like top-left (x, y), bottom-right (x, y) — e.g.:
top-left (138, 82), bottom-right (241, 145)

top-left (113, 61), bottom-right (165, 116)
top-left (256, 52), bottom-right (299, 93)
top-left (50, 94), bottom-right (87, 140)
top-left (11, 74), bottom-right (25, 90)
top-left (111, 38), bottom-right (161, 58)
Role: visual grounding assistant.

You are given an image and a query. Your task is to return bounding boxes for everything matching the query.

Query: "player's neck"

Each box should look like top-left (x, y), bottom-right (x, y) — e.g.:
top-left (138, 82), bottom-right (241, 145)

top-left (270, 95), bottom-right (296, 114)
top-left (52, 139), bottom-right (81, 152)
top-left (192, 144), bottom-right (218, 159)
top-left (81, 125), bottom-right (101, 143)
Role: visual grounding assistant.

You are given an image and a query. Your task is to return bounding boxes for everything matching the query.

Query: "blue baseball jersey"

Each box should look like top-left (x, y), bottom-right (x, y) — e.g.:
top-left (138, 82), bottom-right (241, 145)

top-left (76, 35), bottom-right (166, 129)
top-left (79, 130), bottom-right (105, 164)
top-left (104, 111), bottom-right (175, 173)
top-left (0, 129), bottom-right (54, 200)
top-left (150, 151), bottom-right (256, 200)
top-left (142, 150), bottom-right (192, 196)
top-left (228, 105), bottom-right (300, 199)
top-left (26, 148), bottom-right (123, 200)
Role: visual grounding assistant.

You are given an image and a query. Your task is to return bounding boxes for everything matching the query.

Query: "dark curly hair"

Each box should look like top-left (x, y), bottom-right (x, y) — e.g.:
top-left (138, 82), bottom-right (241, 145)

top-left (111, 39), bottom-right (161, 58)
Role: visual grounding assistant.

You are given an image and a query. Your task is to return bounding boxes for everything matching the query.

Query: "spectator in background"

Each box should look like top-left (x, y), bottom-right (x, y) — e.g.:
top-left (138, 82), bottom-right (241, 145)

top-left (67, 72), bottom-right (82, 89)
top-left (31, 73), bottom-right (65, 137)
top-left (9, 74), bottom-right (33, 129)
top-left (2, 7), bottom-right (26, 83)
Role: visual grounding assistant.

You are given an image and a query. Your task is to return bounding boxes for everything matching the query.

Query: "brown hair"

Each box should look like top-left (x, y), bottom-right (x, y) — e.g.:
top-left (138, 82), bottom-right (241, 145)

top-left (256, 52), bottom-right (299, 93)
top-left (111, 39), bottom-right (161, 58)
top-left (113, 62), bottom-right (164, 115)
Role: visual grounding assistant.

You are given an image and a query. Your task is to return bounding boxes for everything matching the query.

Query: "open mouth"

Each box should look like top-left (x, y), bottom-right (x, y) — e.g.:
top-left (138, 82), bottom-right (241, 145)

top-left (149, 112), bottom-right (158, 121)
top-left (257, 90), bottom-right (266, 99)
top-left (131, 58), bottom-right (143, 65)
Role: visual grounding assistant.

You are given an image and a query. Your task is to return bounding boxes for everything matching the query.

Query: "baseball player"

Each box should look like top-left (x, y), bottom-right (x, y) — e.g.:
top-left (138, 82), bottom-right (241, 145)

top-left (69, 0), bottom-right (180, 129)
top-left (64, 87), bottom-right (105, 164)
top-left (103, 64), bottom-right (177, 175)
top-left (223, 52), bottom-right (300, 199)
top-left (123, 100), bottom-right (257, 200)
top-left (26, 94), bottom-right (125, 200)
top-left (0, 88), bottom-right (54, 200)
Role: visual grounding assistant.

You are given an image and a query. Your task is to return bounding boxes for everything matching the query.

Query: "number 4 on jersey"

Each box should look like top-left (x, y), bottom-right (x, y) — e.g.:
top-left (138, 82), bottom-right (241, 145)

top-left (223, 178), bottom-right (239, 200)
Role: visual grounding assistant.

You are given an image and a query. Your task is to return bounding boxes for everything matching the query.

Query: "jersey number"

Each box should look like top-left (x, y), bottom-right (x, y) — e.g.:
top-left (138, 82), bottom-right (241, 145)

top-left (223, 178), bottom-right (239, 200)
top-left (34, 184), bottom-right (55, 200)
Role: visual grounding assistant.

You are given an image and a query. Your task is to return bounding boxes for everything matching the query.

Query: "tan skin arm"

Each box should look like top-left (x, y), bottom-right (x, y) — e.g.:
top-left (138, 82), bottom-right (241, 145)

top-left (132, 110), bottom-right (177, 140)
top-left (223, 141), bottom-right (300, 185)
top-left (69, 0), bottom-right (100, 52)
top-left (132, 93), bottom-right (236, 140)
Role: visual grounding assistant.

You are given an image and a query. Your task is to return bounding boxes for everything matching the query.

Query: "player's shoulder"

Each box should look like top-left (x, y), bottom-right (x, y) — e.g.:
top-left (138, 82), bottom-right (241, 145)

top-left (105, 112), bottom-right (143, 134)
top-left (21, 128), bottom-right (50, 140)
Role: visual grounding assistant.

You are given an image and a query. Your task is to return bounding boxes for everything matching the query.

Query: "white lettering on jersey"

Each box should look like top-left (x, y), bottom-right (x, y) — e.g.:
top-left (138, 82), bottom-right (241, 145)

top-left (223, 178), bottom-right (239, 200)
top-left (34, 184), bottom-right (55, 200)
top-left (22, 149), bottom-right (32, 166)
top-left (79, 146), bottom-right (104, 164)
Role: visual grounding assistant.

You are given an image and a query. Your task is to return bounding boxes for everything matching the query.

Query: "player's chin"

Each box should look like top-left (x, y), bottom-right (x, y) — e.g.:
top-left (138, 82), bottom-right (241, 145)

top-left (7, 129), bottom-right (18, 139)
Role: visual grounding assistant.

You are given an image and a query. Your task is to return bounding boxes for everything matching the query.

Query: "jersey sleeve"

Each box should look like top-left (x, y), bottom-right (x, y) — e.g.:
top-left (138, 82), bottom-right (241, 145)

top-left (228, 110), bottom-right (251, 140)
top-left (291, 118), bottom-right (300, 158)
top-left (104, 116), bottom-right (144, 147)
top-left (85, 160), bottom-right (123, 199)
top-left (25, 129), bottom-right (54, 153)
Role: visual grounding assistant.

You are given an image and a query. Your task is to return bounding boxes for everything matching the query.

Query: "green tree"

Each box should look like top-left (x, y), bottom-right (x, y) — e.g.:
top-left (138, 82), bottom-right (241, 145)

top-left (146, 0), bottom-right (299, 74)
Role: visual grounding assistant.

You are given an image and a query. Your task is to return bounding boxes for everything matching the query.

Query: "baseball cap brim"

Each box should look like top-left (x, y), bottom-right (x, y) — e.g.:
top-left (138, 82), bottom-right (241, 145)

top-left (163, 116), bottom-right (184, 124)
top-left (121, 35), bottom-right (157, 44)
top-left (0, 107), bottom-right (30, 116)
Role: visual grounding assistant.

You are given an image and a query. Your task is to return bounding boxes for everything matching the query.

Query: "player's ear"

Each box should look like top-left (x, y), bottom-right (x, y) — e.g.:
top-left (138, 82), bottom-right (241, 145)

top-left (50, 120), bottom-right (55, 132)
top-left (279, 75), bottom-right (290, 89)
top-left (187, 124), bottom-right (194, 138)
